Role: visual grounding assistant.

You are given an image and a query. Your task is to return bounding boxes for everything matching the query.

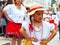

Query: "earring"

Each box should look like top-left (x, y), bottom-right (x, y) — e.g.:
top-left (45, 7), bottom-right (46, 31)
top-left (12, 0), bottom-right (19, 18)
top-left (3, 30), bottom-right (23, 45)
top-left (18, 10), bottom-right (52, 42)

top-left (31, 17), bottom-right (34, 21)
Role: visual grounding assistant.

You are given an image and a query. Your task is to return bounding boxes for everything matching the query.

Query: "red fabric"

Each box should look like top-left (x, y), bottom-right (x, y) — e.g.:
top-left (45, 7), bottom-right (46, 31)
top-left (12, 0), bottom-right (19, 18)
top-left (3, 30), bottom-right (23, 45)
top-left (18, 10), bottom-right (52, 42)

top-left (49, 20), bottom-right (54, 23)
top-left (54, 23), bottom-right (58, 30)
top-left (49, 20), bottom-right (58, 30)
top-left (6, 21), bottom-right (22, 38)
top-left (29, 23), bottom-right (34, 32)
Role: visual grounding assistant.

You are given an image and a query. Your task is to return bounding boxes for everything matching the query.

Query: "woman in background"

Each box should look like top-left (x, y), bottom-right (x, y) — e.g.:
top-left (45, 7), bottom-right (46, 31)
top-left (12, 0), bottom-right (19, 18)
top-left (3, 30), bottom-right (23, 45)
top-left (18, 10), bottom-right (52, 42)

top-left (56, 4), bottom-right (60, 39)
top-left (3, 0), bottom-right (14, 25)
top-left (3, 0), bottom-right (27, 45)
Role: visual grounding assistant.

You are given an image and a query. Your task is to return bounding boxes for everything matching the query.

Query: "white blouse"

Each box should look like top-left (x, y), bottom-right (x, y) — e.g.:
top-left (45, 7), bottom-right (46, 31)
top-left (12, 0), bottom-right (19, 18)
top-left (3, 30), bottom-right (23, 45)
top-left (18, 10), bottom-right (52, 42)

top-left (22, 21), bottom-right (54, 45)
top-left (56, 11), bottom-right (60, 22)
top-left (22, 21), bottom-right (54, 40)
top-left (3, 4), bottom-right (27, 23)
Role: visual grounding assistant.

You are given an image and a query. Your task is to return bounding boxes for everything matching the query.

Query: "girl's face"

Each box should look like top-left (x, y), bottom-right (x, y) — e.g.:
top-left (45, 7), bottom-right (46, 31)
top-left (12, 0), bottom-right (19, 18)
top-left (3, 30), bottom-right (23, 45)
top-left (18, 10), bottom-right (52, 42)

top-left (15, 0), bottom-right (22, 4)
top-left (33, 10), bottom-right (44, 22)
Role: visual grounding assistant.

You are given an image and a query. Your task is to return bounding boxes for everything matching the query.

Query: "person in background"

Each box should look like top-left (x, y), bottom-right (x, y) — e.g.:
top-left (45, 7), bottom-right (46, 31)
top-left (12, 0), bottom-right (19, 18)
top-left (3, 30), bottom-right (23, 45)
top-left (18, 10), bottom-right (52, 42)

top-left (49, 11), bottom-right (59, 31)
top-left (3, 0), bottom-right (14, 26)
top-left (0, 10), bottom-right (3, 35)
top-left (0, 10), bottom-right (6, 36)
top-left (56, 4), bottom-right (60, 39)
top-left (50, 7), bottom-right (55, 14)
top-left (43, 11), bottom-right (49, 22)
top-left (3, 0), bottom-right (27, 45)
top-left (20, 5), bottom-right (57, 45)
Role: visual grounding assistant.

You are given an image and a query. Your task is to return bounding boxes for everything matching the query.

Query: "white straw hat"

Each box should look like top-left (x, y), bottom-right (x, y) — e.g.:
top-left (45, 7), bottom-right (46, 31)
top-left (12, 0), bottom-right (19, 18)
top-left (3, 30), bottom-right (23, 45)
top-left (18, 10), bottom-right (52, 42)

top-left (28, 6), bottom-right (46, 15)
top-left (28, 2), bottom-right (46, 15)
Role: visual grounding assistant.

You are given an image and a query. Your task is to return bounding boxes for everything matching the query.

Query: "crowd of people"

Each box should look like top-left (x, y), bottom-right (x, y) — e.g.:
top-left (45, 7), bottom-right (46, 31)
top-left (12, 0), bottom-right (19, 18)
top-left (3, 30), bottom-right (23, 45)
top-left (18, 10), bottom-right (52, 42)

top-left (0, 0), bottom-right (60, 45)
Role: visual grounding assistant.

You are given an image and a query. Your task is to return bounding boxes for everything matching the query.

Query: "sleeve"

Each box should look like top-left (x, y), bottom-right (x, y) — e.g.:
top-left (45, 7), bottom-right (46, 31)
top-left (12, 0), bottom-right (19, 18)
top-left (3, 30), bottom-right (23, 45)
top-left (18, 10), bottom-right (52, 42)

top-left (54, 15), bottom-right (59, 25)
top-left (3, 4), bottom-right (11, 14)
top-left (22, 21), bottom-right (28, 30)
top-left (24, 8), bottom-right (27, 15)
top-left (3, 4), bottom-right (14, 21)
top-left (25, 8), bottom-right (27, 13)
top-left (22, 4), bottom-right (27, 13)
top-left (56, 12), bottom-right (60, 21)
top-left (49, 24), bottom-right (55, 31)
top-left (44, 21), bottom-right (55, 31)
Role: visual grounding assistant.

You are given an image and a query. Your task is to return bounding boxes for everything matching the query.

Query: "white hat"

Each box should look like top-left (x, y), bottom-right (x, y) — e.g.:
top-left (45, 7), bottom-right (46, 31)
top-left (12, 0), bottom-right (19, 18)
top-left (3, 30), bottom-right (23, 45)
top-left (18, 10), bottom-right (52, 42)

top-left (28, 5), bottom-right (46, 15)
top-left (23, 2), bottom-right (46, 15)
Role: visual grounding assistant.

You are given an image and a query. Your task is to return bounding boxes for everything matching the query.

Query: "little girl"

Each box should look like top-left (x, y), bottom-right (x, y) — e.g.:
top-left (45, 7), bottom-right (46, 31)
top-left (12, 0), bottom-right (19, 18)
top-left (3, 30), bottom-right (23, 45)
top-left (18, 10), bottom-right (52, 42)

top-left (20, 5), bottom-right (57, 45)
top-left (3, 0), bottom-right (27, 45)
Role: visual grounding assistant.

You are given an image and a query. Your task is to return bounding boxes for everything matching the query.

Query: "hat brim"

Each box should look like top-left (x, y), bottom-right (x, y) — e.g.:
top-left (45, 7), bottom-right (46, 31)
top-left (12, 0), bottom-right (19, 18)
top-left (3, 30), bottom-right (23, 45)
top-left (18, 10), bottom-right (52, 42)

top-left (28, 8), bottom-right (45, 15)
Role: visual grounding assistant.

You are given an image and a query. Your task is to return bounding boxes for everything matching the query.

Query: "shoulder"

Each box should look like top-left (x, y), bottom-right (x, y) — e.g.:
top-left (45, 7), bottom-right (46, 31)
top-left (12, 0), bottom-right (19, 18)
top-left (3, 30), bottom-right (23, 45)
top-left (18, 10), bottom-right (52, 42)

top-left (5, 4), bottom-right (13, 7)
top-left (43, 21), bottom-right (54, 31)
top-left (8, 4), bottom-right (15, 7)
top-left (43, 21), bottom-right (54, 28)
top-left (43, 21), bottom-right (50, 25)
top-left (3, 4), bottom-right (14, 9)
top-left (3, 4), bottom-right (15, 12)
top-left (22, 21), bottom-right (30, 27)
top-left (21, 4), bottom-right (26, 10)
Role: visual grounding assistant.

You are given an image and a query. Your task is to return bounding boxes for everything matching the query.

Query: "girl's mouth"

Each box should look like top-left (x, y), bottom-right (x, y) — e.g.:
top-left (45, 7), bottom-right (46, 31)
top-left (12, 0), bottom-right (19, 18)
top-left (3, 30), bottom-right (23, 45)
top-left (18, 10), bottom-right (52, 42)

top-left (39, 18), bottom-right (42, 20)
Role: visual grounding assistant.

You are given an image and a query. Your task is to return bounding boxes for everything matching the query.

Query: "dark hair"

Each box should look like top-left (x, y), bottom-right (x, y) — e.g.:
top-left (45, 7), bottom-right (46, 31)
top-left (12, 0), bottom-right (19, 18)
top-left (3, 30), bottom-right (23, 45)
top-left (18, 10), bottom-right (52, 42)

top-left (14, 0), bottom-right (23, 4)
top-left (7, 0), bottom-right (13, 4)
top-left (30, 15), bottom-right (32, 22)
top-left (59, 4), bottom-right (60, 8)
top-left (0, 3), bottom-right (2, 6)
top-left (26, 7), bottom-right (30, 10)
top-left (14, 0), bottom-right (16, 1)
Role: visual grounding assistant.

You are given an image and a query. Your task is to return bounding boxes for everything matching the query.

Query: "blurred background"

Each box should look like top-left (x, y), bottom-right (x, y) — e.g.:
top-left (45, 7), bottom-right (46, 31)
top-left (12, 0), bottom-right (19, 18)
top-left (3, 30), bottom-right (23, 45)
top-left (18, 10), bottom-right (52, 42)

top-left (0, 0), bottom-right (60, 45)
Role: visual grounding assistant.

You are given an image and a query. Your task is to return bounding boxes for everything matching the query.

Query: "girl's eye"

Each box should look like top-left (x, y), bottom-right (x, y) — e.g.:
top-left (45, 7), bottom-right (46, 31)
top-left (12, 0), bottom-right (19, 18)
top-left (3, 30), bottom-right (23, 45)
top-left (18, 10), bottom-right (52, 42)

top-left (37, 14), bottom-right (41, 16)
top-left (36, 13), bottom-right (40, 15)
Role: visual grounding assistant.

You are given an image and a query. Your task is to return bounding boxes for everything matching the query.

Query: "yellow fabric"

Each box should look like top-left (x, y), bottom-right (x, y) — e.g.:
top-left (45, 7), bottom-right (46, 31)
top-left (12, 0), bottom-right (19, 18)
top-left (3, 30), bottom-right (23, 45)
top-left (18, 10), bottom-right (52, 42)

top-left (23, 40), bottom-right (33, 45)
top-left (41, 43), bottom-right (47, 45)
top-left (23, 40), bottom-right (47, 45)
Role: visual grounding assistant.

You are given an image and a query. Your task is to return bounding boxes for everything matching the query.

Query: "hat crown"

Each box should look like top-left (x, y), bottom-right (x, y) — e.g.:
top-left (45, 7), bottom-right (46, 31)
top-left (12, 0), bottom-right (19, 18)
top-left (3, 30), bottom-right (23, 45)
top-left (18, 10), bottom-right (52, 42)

top-left (29, 6), bottom-right (44, 12)
top-left (27, 2), bottom-right (46, 15)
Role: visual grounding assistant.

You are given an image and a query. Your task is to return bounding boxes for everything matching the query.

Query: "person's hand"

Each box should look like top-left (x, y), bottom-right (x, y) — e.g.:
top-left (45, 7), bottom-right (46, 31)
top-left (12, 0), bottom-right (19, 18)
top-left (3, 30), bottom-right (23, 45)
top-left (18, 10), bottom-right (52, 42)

top-left (30, 37), bottom-right (38, 42)
top-left (40, 39), bottom-right (48, 44)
